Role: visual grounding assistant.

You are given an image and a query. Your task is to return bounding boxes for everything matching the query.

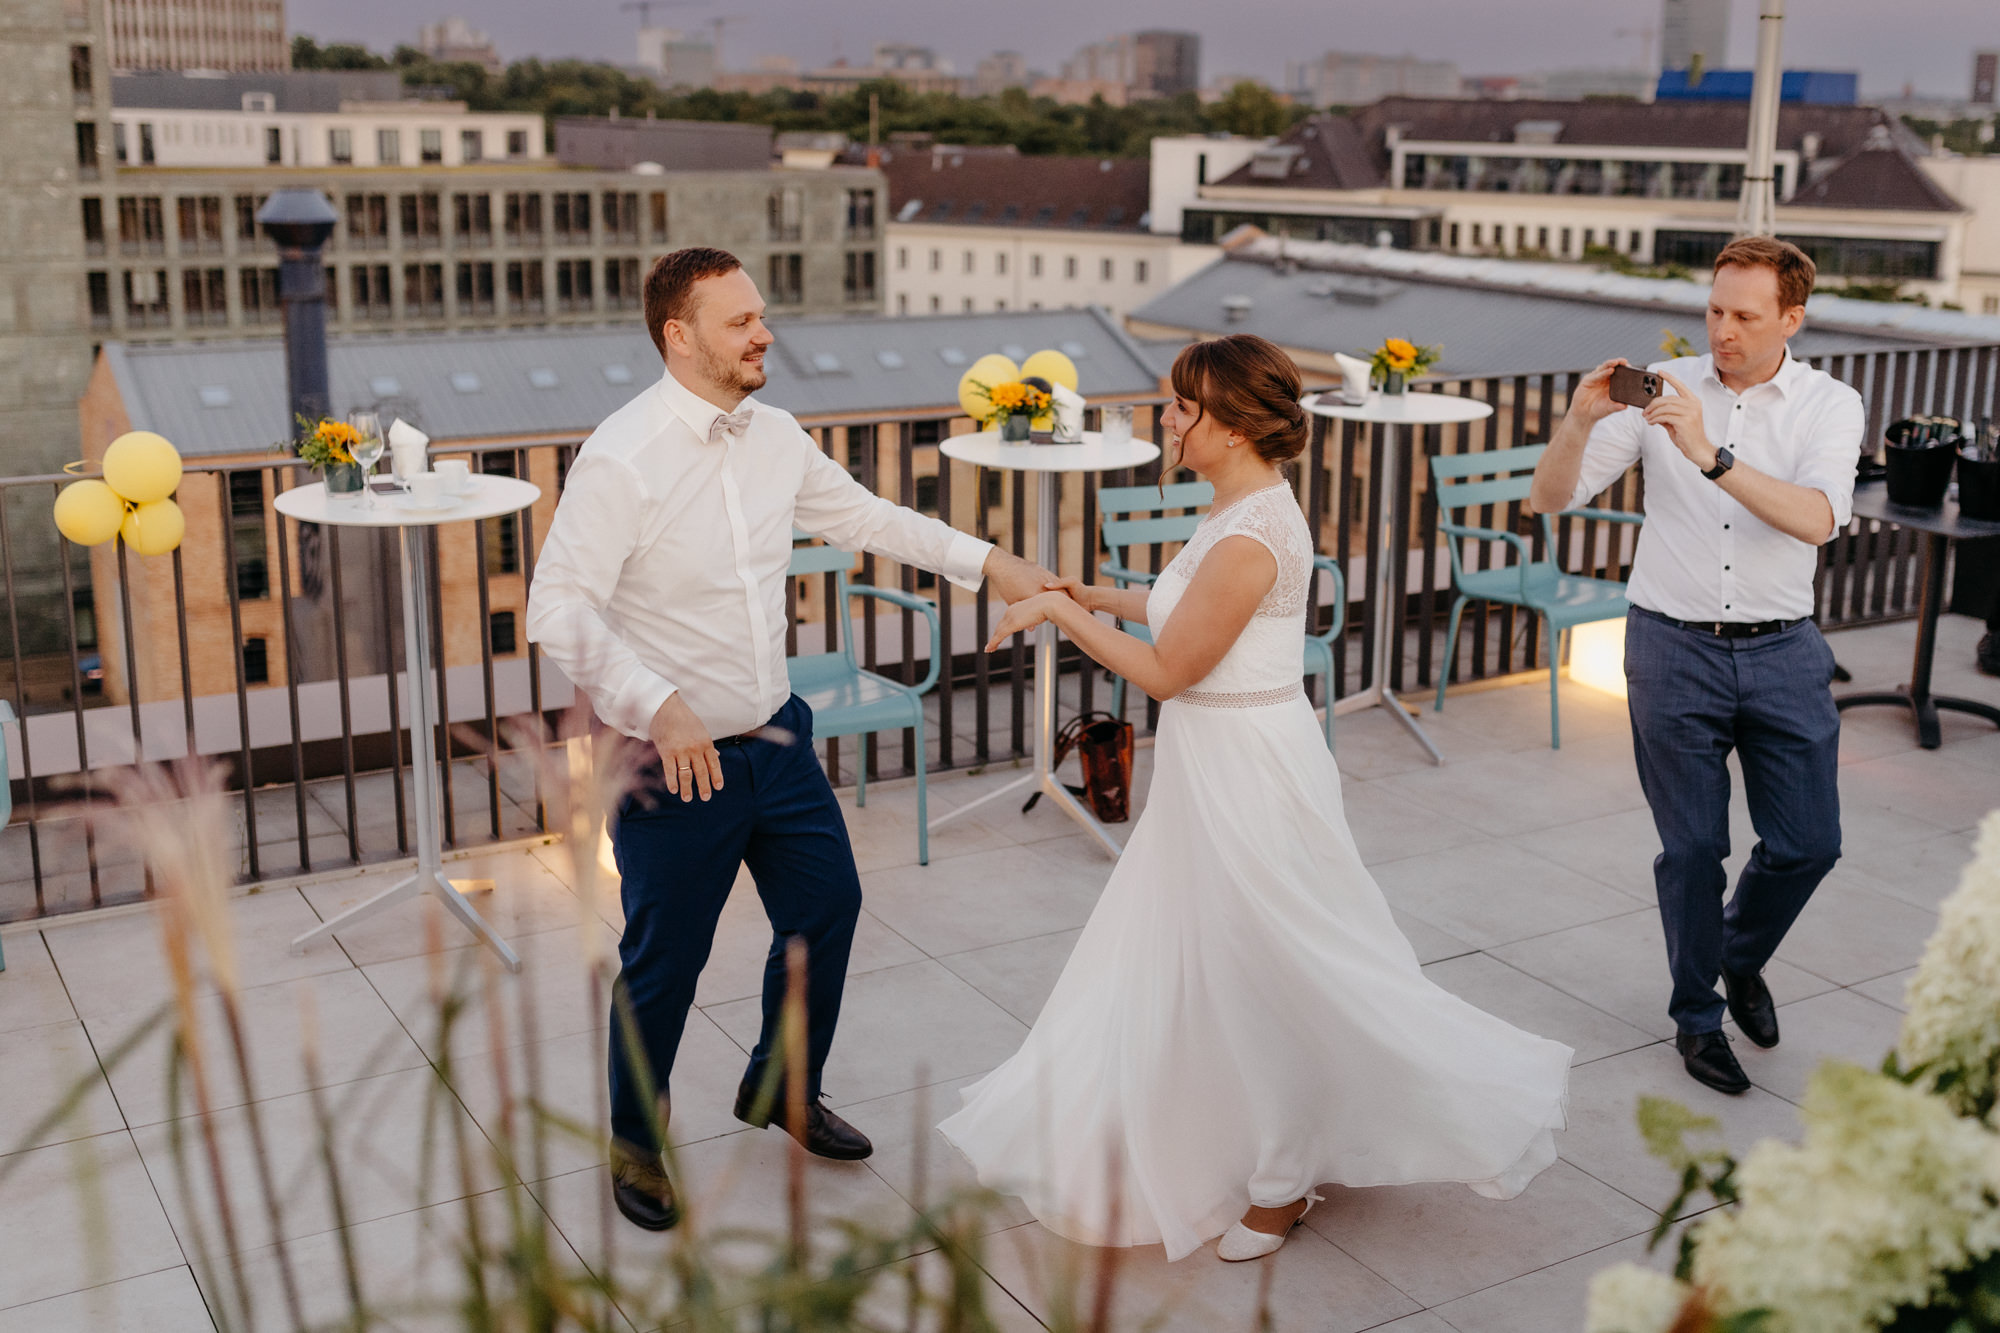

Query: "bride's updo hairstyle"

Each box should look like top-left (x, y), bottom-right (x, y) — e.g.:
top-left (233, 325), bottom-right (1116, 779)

top-left (1168, 334), bottom-right (1311, 466)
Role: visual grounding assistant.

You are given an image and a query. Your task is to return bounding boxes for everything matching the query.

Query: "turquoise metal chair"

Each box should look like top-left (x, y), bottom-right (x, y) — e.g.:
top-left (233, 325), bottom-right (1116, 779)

top-left (1098, 482), bottom-right (1347, 751)
top-left (787, 537), bottom-right (943, 865)
top-left (1430, 444), bottom-right (1644, 749)
top-left (0, 699), bottom-right (12, 971)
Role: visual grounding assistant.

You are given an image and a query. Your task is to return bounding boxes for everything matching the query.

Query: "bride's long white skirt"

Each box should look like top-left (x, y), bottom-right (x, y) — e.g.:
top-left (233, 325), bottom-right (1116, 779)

top-left (937, 694), bottom-right (1573, 1262)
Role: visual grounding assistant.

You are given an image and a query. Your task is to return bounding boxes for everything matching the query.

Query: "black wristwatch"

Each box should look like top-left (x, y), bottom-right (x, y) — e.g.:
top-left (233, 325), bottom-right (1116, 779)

top-left (1702, 447), bottom-right (1735, 481)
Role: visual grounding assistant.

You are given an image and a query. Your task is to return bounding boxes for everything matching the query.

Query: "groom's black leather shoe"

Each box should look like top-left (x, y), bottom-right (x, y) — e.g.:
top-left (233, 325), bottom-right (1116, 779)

top-left (1677, 1030), bottom-right (1751, 1096)
top-left (1722, 967), bottom-right (1780, 1049)
top-left (609, 1143), bottom-right (680, 1232)
top-left (734, 1081), bottom-right (874, 1160)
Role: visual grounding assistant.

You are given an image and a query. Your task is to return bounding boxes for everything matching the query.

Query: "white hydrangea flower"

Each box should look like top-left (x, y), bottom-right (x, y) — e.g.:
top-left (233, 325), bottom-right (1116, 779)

top-left (1584, 1263), bottom-right (1696, 1333)
top-left (1898, 811), bottom-right (2000, 1120)
top-left (1690, 1062), bottom-right (2000, 1333)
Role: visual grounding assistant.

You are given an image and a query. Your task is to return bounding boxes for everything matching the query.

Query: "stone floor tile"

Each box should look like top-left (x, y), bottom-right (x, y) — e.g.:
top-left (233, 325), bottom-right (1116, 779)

top-left (847, 1250), bottom-right (1046, 1333)
top-left (0, 1020), bottom-right (129, 1152)
top-left (1421, 955), bottom-right (1654, 1066)
top-left (1431, 1231), bottom-right (1668, 1333)
top-left (295, 848), bottom-right (588, 968)
top-left (1369, 842), bottom-right (1644, 950)
top-left (1391, 909), bottom-right (1477, 966)
top-left (1768, 877), bottom-right (1939, 986)
top-left (1728, 987), bottom-right (1908, 1105)
top-left (362, 920), bottom-right (619, 1061)
top-left (1368, 1315), bottom-right (1458, 1333)
top-left (0, 1131), bottom-right (184, 1311)
top-left (692, 873), bottom-right (925, 1008)
top-left (1338, 780), bottom-right (1487, 869)
top-left (835, 1080), bottom-right (1035, 1236)
top-left (0, 1266), bottom-right (213, 1333)
top-left (860, 843), bottom-right (1114, 958)
top-left (1304, 1160), bottom-right (1656, 1309)
top-left (1841, 828), bottom-right (1979, 912)
top-left (1840, 748), bottom-right (2000, 835)
top-left (1853, 967), bottom-right (1917, 1012)
top-left (705, 959), bottom-right (1028, 1109)
top-left (936, 928), bottom-right (1083, 1026)
top-left (1375, 748), bottom-right (1648, 840)
top-left (0, 930), bottom-right (79, 1033)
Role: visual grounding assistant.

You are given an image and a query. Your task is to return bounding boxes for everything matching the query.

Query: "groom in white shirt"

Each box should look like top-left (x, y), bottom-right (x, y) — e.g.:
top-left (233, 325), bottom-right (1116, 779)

top-left (526, 247), bottom-right (1051, 1232)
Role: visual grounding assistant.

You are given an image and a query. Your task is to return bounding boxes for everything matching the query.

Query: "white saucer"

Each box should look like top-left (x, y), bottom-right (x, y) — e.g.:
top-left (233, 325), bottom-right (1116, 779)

top-left (390, 490), bottom-right (465, 513)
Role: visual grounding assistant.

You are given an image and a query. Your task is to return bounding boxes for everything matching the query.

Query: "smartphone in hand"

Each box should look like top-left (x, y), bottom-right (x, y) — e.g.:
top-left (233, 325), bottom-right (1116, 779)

top-left (1607, 365), bottom-right (1662, 409)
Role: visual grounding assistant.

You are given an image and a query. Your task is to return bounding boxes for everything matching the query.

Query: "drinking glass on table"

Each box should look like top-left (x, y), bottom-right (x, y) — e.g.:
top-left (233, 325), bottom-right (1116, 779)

top-left (348, 412), bottom-right (386, 506)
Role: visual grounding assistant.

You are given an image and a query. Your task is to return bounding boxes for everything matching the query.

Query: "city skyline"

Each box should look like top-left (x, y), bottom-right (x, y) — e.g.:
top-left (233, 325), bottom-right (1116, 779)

top-left (284, 0), bottom-right (1997, 99)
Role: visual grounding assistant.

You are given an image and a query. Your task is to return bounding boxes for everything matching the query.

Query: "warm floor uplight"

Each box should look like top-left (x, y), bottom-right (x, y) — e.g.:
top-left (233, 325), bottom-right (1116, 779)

top-left (1568, 617), bottom-right (1629, 698)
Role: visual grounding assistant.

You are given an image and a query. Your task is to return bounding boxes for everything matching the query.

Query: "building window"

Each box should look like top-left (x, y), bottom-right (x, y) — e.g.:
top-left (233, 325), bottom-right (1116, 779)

top-left (767, 252), bottom-right (803, 304)
top-left (648, 191), bottom-right (667, 242)
top-left (1448, 221), bottom-right (1460, 249)
top-left (846, 188), bottom-right (876, 238)
top-left (896, 292), bottom-right (908, 314)
top-left (240, 267), bottom-right (279, 323)
top-left (1030, 253), bottom-right (1043, 278)
top-left (460, 128), bottom-right (482, 162)
top-left (1471, 223), bottom-right (1482, 247)
top-left (602, 190), bottom-right (638, 242)
top-left (241, 637), bottom-right (269, 684)
top-left (1138, 259), bottom-right (1153, 283)
top-left (264, 125), bottom-right (282, 164)
top-left (506, 260), bottom-right (544, 313)
top-left (452, 192), bottom-right (492, 244)
top-left (843, 250), bottom-right (876, 302)
top-left (1064, 255), bottom-right (1077, 279)
top-left (1535, 226), bottom-right (1549, 253)
top-left (480, 454), bottom-right (520, 575)
top-left (488, 611), bottom-right (518, 654)
top-left (352, 263), bottom-right (392, 319)
top-left (80, 197), bottom-right (104, 255)
top-left (138, 122), bottom-right (154, 165)
top-left (962, 249), bottom-right (975, 274)
top-left (604, 255), bottom-right (640, 310)
top-left (233, 194), bottom-right (272, 247)
top-left (112, 121), bottom-right (127, 164)
top-left (324, 264), bottom-right (338, 315)
top-left (1985, 295), bottom-right (2000, 316)
top-left (182, 267), bottom-right (228, 325)
top-left (377, 128), bottom-right (400, 165)
top-left (928, 294), bottom-right (940, 312)
top-left (1100, 257), bottom-right (1114, 280)
top-left (177, 195), bottom-right (223, 254)
top-left (896, 245), bottom-right (908, 271)
top-left (552, 191), bottom-right (590, 243)
top-left (1560, 226), bottom-right (1572, 256)
top-left (1629, 230), bottom-right (1644, 256)
top-left (399, 192), bottom-right (442, 248)
top-left (504, 192), bottom-right (543, 244)
top-left (70, 44), bottom-right (92, 99)
top-left (767, 187), bottom-right (802, 242)
top-left (456, 260), bottom-right (495, 314)
top-left (75, 121), bottom-right (99, 176)
top-left (329, 127), bottom-right (352, 164)
top-left (554, 257), bottom-right (593, 311)
top-left (228, 472), bottom-right (268, 600)
top-left (403, 262), bottom-right (445, 316)
top-left (345, 193), bottom-right (389, 248)
top-left (117, 196), bottom-right (165, 254)
top-left (121, 268), bottom-right (168, 326)
top-left (995, 251), bottom-right (1008, 276)
top-left (928, 248), bottom-right (941, 272)
top-left (86, 271), bottom-right (111, 328)
top-left (507, 128), bottom-right (529, 158)
top-left (962, 296), bottom-right (974, 312)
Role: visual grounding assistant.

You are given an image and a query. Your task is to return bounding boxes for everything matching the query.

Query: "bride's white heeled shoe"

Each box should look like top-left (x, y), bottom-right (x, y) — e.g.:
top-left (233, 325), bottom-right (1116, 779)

top-left (1216, 1191), bottom-right (1324, 1261)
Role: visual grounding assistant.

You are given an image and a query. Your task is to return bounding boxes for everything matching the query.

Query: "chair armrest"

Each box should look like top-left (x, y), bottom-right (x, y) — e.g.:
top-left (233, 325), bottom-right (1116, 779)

top-left (1098, 560), bottom-right (1158, 588)
top-left (1560, 507), bottom-right (1645, 525)
top-left (847, 584), bottom-right (943, 694)
top-left (1437, 520), bottom-right (1538, 599)
top-left (1308, 555), bottom-right (1346, 643)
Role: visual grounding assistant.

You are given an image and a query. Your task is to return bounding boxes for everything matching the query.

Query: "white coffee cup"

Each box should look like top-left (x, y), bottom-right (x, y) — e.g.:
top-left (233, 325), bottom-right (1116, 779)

top-left (407, 471), bottom-right (445, 508)
top-left (436, 459), bottom-right (472, 494)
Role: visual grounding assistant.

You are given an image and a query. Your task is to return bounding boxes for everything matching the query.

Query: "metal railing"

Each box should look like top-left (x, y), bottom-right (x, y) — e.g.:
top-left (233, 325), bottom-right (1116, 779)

top-left (2, 341), bottom-right (1995, 923)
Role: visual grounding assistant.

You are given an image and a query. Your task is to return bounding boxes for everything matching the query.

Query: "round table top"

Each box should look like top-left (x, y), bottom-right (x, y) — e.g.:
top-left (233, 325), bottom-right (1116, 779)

top-left (273, 474), bottom-right (541, 527)
top-left (939, 430), bottom-right (1161, 474)
top-left (1302, 390), bottom-right (1495, 426)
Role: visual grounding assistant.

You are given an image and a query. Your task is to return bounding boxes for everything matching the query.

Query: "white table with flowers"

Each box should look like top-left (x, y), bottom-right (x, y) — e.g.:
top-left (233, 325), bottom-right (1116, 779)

top-left (275, 472), bottom-right (541, 971)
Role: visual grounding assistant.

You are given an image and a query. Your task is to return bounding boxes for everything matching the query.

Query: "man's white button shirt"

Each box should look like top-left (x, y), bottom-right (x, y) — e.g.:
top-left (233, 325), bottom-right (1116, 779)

top-left (1569, 349), bottom-right (1864, 623)
top-left (527, 366), bottom-right (994, 740)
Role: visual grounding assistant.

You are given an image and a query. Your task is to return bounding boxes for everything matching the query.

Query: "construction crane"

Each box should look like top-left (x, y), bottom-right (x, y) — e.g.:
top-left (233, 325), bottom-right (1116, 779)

top-left (705, 15), bottom-right (745, 68)
top-left (619, 0), bottom-right (702, 31)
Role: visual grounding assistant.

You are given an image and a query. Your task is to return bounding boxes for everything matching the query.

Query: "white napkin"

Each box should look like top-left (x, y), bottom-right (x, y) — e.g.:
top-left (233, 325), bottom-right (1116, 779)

top-left (1333, 353), bottom-right (1372, 398)
top-left (387, 418), bottom-right (429, 449)
top-left (1050, 383), bottom-right (1086, 443)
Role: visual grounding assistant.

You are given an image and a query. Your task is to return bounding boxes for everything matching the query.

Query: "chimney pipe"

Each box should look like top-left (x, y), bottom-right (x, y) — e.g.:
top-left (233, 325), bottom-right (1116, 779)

top-left (1735, 0), bottom-right (1786, 238)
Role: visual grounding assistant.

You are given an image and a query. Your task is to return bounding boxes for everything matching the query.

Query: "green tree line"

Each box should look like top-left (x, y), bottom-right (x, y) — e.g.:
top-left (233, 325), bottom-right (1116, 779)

top-left (291, 34), bottom-right (1305, 156)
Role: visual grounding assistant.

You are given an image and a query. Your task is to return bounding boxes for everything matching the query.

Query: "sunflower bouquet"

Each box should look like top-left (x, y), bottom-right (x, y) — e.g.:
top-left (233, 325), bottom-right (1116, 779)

top-left (974, 379), bottom-right (1053, 427)
top-left (295, 416), bottom-right (361, 468)
top-left (1368, 337), bottom-right (1441, 393)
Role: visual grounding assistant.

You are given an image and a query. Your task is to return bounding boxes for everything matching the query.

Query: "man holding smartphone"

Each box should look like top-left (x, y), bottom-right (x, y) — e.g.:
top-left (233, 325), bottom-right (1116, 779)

top-left (1529, 236), bottom-right (1865, 1095)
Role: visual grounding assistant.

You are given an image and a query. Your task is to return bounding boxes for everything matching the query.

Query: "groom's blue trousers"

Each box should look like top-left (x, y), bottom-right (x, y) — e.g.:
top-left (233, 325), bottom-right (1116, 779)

top-left (606, 695), bottom-right (861, 1156)
top-left (1623, 607), bottom-right (1842, 1036)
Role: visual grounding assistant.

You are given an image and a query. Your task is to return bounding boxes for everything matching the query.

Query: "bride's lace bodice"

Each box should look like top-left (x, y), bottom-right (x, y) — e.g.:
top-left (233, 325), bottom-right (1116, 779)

top-left (1144, 483), bottom-right (1314, 703)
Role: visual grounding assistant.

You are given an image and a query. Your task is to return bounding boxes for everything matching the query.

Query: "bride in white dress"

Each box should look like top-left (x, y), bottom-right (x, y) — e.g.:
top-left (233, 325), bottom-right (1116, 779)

top-left (937, 334), bottom-right (1573, 1263)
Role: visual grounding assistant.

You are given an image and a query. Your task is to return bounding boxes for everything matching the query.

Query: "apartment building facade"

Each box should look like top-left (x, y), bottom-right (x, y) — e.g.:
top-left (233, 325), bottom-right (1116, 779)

top-left (106, 0), bottom-right (287, 73)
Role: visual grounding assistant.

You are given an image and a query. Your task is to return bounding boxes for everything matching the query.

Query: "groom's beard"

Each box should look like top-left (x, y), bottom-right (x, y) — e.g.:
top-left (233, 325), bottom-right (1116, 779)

top-left (697, 339), bottom-right (768, 396)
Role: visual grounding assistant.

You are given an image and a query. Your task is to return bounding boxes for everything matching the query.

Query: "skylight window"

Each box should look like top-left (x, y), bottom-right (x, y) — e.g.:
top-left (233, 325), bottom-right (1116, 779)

top-left (810, 352), bottom-right (842, 373)
top-left (368, 375), bottom-right (402, 397)
top-left (1069, 207), bottom-right (1090, 226)
top-left (197, 385), bottom-right (232, 408)
top-left (1058, 340), bottom-right (1089, 359)
top-left (1000, 344), bottom-right (1027, 362)
top-left (1034, 204), bottom-right (1055, 224)
top-left (875, 349), bottom-right (906, 369)
top-left (897, 199), bottom-right (923, 222)
top-left (527, 368), bottom-right (558, 389)
top-left (929, 200), bottom-right (951, 219)
top-left (602, 363), bottom-right (633, 384)
top-left (938, 347), bottom-right (968, 366)
top-left (999, 203), bottom-right (1021, 223)
top-left (450, 371), bottom-right (481, 393)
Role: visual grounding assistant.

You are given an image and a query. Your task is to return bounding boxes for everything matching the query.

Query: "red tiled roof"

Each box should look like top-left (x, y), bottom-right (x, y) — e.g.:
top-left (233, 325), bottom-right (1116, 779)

top-left (879, 145), bottom-right (1152, 231)
top-left (1791, 146), bottom-right (1962, 212)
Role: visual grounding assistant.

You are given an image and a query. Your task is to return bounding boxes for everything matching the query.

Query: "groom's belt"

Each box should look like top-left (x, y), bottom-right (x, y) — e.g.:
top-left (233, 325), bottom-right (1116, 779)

top-left (1634, 606), bottom-right (1808, 639)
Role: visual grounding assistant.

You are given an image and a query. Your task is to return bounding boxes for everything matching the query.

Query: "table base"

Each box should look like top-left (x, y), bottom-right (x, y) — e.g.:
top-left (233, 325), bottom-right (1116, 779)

top-left (1836, 689), bottom-right (2000, 751)
top-left (1333, 683), bottom-right (1444, 764)
top-left (927, 766), bottom-right (1124, 858)
top-left (290, 868), bottom-right (522, 970)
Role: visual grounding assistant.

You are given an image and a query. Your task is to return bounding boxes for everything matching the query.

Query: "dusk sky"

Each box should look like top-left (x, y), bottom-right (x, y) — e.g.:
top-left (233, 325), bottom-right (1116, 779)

top-left (286, 0), bottom-right (1996, 100)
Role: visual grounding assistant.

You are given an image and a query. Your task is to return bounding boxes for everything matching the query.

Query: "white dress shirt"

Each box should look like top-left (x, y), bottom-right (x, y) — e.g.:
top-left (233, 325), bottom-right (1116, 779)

top-left (1569, 349), bottom-right (1864, 623)
top-left (526, 367), bottom-right (994, 740)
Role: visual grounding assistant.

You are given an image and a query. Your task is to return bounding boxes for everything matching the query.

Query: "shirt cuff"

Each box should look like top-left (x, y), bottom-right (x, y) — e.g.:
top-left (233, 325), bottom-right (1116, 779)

top-left (941, 531), bottom-right (994, 592)
top-left (618, 674), bottom-right (679, 740)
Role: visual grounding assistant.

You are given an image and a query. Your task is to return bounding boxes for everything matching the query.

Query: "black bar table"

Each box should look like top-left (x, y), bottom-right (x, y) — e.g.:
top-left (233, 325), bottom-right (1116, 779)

top-left (1835, 478), bottom-right (2000, 750)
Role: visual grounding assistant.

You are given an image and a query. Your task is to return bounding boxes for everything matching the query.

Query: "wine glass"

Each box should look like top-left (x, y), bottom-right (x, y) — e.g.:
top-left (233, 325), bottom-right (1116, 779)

top-left (348, 412), bottom-right (385, 506)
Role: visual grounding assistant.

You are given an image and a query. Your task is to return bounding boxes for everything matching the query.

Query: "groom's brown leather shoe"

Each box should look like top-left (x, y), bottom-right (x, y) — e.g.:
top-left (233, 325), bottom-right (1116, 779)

top-left (734, 1080), bottom-right (873, 1160)
top-left (609, 1141), bottom-right (680, 1232)
top-left (1722, 967), bottom-right (1780, 1049)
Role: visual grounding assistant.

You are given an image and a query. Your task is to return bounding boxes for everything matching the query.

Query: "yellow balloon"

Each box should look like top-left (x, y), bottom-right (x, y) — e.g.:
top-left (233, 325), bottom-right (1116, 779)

top-left (102, 430), bottom-right (182, 503)
top-left (1020, 349), bottom-right (1079, 393)
top-left (956, 353), bottom-right (1020, 420)
top-left (53, 479), bottom-right (126, 546)
top-left (120, 498), bottom-right (185, 556)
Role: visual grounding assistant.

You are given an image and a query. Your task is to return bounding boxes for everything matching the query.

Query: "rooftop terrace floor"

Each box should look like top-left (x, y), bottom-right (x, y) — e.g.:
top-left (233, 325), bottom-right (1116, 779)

top-left (3, 615), bottom-right (1997, 1332)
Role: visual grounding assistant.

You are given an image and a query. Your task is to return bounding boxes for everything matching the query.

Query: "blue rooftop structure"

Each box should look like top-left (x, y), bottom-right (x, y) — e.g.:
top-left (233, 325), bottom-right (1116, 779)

top-left (1655, 69), bottom-right (1859, 105)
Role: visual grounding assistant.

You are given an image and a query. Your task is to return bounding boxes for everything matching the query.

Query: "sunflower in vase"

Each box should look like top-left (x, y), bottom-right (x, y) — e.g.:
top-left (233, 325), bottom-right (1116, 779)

top-left (979, 379), bottom-right (1054, 441)
top-left (1368, 337), bottom-right (1441, 395)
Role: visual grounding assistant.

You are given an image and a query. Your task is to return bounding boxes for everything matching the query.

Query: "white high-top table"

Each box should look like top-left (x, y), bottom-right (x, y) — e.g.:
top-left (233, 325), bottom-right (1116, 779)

top-left (1304, 391), bottom-right (1495, 765)
top-left (274, 473), bottom-right (542, 971)
top-left (930, 430), bottom-right (1160, 857)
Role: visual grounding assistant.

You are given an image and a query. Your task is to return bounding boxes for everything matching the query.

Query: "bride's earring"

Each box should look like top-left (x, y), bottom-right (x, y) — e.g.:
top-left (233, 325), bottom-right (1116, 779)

top-left (1227, 435), bottom-right (1240, 448)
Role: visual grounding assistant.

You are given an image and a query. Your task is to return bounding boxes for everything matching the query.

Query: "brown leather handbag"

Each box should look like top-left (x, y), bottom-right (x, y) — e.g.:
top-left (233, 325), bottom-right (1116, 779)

top-left (1024, 711), bottom-right (1136, 823)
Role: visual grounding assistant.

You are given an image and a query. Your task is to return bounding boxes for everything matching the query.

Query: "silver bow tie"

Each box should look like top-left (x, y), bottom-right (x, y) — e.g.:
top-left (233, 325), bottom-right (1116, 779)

top-left (707, 407), bottom-right (754, 445)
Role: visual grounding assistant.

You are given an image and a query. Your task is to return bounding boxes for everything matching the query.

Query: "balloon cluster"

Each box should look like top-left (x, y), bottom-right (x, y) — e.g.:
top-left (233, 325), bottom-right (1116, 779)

top-left (956, 348), bottom-right (1080, 425)
top-left (53, 431), bottom-right (186, 556)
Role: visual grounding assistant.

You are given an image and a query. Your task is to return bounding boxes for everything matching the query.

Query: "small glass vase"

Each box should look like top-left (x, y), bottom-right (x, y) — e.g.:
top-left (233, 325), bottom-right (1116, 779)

top-left (1381, 371), bottom-right (1407, 397)
top-left (323, 461), bottom-right (366, 502)
top-left (1000, 413), bottom-right (1033, 443)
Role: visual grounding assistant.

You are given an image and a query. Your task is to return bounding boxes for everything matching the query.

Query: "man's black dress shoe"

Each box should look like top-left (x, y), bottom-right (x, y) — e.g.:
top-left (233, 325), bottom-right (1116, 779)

top-left (1978, 632), bottom-right (2000, 677)
top-left (1722, 968), bottom-right (1780, 1048)
top-left (609, 1149), bottom-right (680, 1231)
top-left (1677, 1030), bottom-right (1751, 1095)
top-left (734, 1081), bottom-right (873, 1160)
